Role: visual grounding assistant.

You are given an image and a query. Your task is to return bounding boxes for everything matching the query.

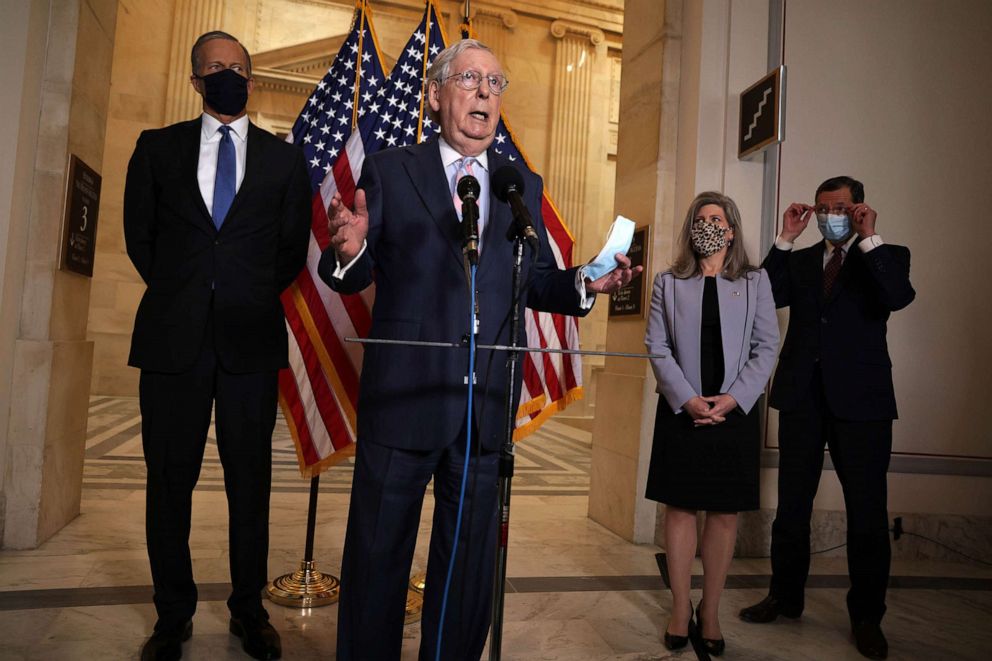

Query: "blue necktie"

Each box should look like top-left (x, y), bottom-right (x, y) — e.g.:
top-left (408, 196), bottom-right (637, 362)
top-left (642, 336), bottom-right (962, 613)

top-left (212, 125), bottom-right (235, 230)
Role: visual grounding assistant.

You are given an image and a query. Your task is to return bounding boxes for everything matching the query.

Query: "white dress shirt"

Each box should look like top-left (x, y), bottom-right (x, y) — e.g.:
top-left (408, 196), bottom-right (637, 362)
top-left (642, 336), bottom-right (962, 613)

top-left (197, 113), bottom-right (249, 215)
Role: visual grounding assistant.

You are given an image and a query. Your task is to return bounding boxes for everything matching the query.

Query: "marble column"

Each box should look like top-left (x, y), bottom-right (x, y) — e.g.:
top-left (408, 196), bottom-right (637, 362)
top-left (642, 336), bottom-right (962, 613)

top-left (164, 0), bottom-right (225, 125)
top-left (588, 0), bottom-right (681, 544)
top-left (0, 0), bottom-right (117, 549)
top-left (546, 20), bottom-right (604, 253)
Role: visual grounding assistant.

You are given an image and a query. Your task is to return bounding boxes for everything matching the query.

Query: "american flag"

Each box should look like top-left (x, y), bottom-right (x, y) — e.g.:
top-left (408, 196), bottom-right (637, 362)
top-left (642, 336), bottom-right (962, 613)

top-left (279, 0), bottom-right (583, 476)
top-left (278, 1), bottom-right (384, 474)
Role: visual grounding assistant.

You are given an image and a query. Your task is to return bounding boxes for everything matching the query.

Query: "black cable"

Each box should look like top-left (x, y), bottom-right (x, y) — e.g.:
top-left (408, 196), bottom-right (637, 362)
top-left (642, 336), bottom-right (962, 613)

top-left (899, 531), bottom-right (992, 567)
top-left (747, 527), bottom-right (992, 565)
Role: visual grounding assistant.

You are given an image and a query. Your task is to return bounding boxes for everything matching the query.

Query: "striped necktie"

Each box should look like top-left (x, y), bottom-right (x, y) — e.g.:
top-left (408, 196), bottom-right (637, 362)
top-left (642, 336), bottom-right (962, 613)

top-left (212, 125), bottom-right (236, 230)
top-left (823, 246), bottom-right (844, 297)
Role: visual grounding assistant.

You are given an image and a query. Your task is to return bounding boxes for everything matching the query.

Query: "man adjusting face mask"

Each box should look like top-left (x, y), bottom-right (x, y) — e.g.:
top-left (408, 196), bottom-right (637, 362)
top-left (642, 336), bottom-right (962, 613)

top-left (815, 210), bottom-right (853, 243)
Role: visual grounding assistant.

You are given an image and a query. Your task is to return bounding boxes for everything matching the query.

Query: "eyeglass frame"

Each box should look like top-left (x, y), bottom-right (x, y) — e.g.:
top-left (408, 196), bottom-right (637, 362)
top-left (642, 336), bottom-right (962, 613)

top-left (441, 69), bottom-right (510, 95)
top-left (814, 203), bottom-right (852, 215)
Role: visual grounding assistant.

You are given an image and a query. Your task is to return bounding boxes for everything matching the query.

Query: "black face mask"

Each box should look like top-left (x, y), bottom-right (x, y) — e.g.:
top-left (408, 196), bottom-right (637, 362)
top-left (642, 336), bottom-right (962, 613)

top-left (196, 68), bottom-right (249, 116)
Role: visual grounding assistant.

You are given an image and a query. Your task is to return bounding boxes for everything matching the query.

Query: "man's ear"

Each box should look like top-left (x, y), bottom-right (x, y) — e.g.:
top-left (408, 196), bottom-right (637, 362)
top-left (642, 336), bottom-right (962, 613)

top-left (427, 80), bottom-right (440, 113)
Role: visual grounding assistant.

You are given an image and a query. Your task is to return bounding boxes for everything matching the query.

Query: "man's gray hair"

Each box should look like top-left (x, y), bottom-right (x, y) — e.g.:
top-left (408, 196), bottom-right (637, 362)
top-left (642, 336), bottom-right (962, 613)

top-left (191, 30), bottom-right (252, 75)
top-left (424, 39), bottom-right (495, 122)
top-left (425, 39), bottom-right (494, 87)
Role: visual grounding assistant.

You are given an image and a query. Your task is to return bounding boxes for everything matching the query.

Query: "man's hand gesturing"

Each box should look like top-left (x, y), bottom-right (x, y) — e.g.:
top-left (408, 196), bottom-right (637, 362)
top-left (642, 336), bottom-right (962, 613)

top-left (328, 188), bottom-right (369, 264)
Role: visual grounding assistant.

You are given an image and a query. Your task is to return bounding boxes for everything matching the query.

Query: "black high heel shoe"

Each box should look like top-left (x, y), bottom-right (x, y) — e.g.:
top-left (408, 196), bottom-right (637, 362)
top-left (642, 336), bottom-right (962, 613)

top-left (664, 603), bottom-right (694, 651)
top-left (695, 603), bottom-right (726, 656)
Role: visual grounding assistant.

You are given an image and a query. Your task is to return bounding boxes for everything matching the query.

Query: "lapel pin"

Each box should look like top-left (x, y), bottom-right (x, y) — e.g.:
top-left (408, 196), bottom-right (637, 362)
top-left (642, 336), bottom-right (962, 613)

top-left (733, 291), bottom-right (741, 296)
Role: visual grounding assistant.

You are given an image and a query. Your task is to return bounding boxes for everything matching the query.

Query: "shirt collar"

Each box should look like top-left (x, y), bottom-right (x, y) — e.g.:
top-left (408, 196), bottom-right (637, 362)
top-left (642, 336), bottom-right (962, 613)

top-left (201, 112), bottom-right (249, 142)
top-left (438, 137), bottom-right (489, 172)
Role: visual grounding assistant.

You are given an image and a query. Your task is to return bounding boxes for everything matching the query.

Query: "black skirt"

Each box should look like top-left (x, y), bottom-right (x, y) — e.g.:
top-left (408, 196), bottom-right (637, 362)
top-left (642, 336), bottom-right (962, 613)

top-left (644, 396), bottom-right (760, 512)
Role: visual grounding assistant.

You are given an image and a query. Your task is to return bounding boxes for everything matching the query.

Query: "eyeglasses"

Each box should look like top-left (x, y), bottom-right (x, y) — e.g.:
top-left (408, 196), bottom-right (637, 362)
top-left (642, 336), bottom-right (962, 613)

top-left (814, 204), bottom-right (850, 215)
top-left (443, 70), bottom-right (509, 95)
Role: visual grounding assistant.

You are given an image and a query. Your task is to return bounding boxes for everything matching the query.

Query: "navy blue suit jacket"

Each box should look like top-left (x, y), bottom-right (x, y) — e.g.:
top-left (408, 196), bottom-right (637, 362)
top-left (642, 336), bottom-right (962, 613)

top-left (317, 138), bottom-right (589, 451)
top-left (762, 238), bottom-right (915, 420)
top-left (124, 119), bottom-right (312, 374)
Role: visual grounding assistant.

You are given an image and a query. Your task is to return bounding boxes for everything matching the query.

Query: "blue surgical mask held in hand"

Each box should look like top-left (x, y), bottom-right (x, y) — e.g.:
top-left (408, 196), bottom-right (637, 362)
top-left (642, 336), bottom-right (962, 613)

top-left (816, 212), bottom-right (853, 243)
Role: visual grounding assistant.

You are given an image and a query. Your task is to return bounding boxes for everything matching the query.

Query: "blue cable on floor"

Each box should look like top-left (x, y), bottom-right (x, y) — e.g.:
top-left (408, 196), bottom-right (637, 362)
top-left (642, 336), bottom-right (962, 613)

top-left (435, 263), bottom-right (478, 661)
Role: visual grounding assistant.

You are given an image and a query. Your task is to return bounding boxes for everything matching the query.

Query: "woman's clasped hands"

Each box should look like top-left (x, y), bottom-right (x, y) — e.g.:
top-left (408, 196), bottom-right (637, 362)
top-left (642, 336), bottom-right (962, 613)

top-left (684, 394), bottom-right (739, 426)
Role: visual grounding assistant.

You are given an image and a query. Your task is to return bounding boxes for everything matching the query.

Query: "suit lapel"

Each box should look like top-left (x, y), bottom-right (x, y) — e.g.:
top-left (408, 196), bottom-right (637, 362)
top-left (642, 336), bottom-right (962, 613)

top-left (478, 147), bottom-right (512, 280)
top-left (402, 140), bottom-right (464, 266)
top-left (180, 119), bottom-right (215, 235)
top-left (675, 275), bottom-right (704, 391)
top-left (716, 275), bottom-right (748, 382)
top-left (220, 122), bottom-right (265, 232)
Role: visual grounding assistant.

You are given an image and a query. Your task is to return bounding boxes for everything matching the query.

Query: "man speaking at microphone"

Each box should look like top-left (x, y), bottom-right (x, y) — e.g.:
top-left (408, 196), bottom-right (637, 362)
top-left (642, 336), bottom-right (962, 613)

top-left (318, 39), bottom-right (639, 660)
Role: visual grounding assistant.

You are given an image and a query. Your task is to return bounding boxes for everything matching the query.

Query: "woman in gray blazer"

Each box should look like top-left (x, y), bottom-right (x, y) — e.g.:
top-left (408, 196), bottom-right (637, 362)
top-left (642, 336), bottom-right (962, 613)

top-left (645, 191), bottom-right (778, 655)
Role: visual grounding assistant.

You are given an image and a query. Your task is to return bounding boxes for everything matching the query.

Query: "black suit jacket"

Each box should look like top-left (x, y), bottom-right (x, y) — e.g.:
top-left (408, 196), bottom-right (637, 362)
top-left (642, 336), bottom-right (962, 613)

top-left (763, 238), bottom-right (915, 420)
top-left (317, 138), bottom-right (590, 451)
top-left (124, 118), bottom-right (312, 374)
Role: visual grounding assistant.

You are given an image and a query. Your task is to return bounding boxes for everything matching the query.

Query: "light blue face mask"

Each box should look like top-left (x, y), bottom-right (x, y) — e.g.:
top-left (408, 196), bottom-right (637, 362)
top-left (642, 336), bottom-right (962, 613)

top-left (816, 212), bottom-right (853, 242)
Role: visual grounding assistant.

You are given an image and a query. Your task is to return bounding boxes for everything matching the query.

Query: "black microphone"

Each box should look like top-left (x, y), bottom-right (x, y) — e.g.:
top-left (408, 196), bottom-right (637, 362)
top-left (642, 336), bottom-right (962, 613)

top-left (492, 165), bottom-right (540, 253)
top-left (456, 174), bottom-right (481, 266)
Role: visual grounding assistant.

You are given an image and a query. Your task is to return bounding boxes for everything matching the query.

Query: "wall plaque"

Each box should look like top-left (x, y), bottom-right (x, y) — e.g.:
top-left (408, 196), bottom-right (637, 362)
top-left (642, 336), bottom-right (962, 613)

top-left (738, 65), bottom-right (786, 159)
top-left (608, 225), bottom-right (648, 318)
top-left (59, 154), bottom-right (101, 277)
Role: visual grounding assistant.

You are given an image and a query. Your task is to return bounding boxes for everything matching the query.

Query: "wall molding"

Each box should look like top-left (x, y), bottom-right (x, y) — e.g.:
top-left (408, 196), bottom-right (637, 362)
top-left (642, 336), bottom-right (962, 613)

top-left (550, 19), bottom-right (605, 46)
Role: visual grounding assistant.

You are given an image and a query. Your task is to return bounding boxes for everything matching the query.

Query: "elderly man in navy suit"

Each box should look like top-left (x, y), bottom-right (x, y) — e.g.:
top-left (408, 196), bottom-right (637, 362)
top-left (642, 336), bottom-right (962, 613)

top-left (125, 31), bottom-right (311, 661)
top-left (739, 176), bottom-right (915, 660)
top-left (320, 39), bottom-right (640, 660)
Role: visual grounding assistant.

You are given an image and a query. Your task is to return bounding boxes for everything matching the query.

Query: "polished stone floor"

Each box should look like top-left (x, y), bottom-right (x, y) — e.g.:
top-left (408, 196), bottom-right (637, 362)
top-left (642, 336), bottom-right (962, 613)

top-left (1, 398), bottom-right (990, 659)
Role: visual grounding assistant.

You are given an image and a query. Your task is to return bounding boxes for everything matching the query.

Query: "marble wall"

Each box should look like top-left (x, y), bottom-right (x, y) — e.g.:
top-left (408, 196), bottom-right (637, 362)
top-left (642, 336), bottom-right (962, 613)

top-left (0, 0), bottom-right (118, 548)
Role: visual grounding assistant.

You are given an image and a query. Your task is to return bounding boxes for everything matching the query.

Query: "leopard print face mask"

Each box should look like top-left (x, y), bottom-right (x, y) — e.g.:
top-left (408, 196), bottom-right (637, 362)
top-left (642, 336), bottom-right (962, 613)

top-left (690, 220), bottom-right (729, 257)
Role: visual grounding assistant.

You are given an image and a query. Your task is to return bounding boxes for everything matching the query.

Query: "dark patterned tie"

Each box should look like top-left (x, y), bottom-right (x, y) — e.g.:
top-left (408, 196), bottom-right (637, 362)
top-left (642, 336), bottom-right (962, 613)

top-left (212, 125), bottom-right (235, 230)
top-left (823, 246), bottom-right (844, 297)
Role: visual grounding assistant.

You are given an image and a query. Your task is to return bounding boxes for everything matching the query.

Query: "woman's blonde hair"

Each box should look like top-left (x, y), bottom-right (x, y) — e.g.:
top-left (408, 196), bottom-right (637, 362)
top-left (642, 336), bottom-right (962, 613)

top-left (671, 191), bottom-right (757, 280)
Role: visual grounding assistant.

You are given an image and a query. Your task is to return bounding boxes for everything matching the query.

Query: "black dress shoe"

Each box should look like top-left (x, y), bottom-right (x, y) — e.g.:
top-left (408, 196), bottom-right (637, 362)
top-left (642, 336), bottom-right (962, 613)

top-left (663, 630), bottom-right (689, 651)
top-left (853, 620), bottom-right (888, 659)
top-left (230, 615), bottom-right (282, 660)
top-left (140, 620), bottom-right (192, 661)
top-left (664, 602), bottom-right (693, 650)
top-left (738, 595), bottom-right (802, 623)
top-left (695, 604), bottom-right (726, 656)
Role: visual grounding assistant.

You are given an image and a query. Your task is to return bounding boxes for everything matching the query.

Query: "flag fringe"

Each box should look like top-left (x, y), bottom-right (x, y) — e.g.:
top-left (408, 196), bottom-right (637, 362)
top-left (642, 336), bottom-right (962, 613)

top-left (512, 386), bottom-right (584, 441)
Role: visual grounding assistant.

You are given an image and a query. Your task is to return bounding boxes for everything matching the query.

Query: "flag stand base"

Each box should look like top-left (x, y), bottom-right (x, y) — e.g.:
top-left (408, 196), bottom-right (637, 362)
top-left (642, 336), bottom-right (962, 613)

top-left (405, 572), bottom-right (426, 624)
top-left (266, 475), bottom-right (338, 608)
top-left (266, 560), bottom-right (339, 608)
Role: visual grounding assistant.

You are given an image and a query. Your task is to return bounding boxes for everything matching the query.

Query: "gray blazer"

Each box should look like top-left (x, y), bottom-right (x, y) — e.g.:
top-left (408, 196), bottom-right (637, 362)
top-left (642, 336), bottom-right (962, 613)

top-left (645, 269), bottom-right (779, 414)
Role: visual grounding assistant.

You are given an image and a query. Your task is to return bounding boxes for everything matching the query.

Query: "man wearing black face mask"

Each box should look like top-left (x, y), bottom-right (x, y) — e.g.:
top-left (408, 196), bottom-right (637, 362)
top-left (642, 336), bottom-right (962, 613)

top-left (738, 176), bottom-right (915, 659)
top-left (124, 31), bottom-right (311, 661)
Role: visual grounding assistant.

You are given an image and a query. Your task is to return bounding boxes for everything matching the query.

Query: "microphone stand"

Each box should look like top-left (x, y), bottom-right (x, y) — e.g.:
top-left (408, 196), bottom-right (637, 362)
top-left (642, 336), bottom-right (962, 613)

top-left (489, 233), bottom-right (526, 661)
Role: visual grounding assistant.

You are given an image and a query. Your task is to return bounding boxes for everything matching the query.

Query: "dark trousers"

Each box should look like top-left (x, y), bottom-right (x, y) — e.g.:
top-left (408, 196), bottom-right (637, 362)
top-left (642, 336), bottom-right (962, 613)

top-left (336, 433), bottom-right (499, 661)
top-left (140, 332), bottom-right (277, 630)
top-left (769, 374), bottom-right (892, 624)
